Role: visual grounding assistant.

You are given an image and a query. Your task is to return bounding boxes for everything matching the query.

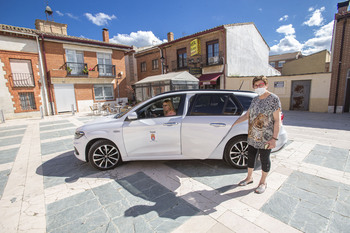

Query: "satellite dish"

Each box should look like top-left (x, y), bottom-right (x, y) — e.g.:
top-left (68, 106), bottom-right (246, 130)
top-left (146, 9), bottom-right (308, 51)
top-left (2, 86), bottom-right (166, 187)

top-left (45, 6), bottom-right (53, 15)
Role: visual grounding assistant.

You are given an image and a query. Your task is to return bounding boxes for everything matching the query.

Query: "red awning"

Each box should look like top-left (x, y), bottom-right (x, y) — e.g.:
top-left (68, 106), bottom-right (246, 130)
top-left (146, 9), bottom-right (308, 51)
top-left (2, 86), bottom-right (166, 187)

top-left (198, 73), bottom-right (222, 85)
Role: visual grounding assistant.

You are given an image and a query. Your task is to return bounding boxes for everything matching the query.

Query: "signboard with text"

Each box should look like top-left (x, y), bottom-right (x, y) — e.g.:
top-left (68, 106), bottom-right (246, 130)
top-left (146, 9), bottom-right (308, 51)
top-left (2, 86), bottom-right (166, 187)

top-left (190, 39), bottom-right (201, 56)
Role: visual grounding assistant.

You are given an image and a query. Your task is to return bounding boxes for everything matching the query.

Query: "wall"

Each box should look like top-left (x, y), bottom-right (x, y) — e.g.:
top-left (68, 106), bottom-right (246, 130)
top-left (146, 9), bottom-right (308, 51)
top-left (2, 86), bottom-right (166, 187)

top-left (135, 48), bottom-right (161, 81)
top-left (282, 50), bottom-right (330, 75)
top-left (0, 35), bottom-right (38, 53)
top-left (226, 73), bottom-right (331, 112)
top-left (226, 24), bottom-right (280, 77)
top-left (329, 12), bottom-right (350, 113)
top-left (0, 50), bottom-right (42, 119)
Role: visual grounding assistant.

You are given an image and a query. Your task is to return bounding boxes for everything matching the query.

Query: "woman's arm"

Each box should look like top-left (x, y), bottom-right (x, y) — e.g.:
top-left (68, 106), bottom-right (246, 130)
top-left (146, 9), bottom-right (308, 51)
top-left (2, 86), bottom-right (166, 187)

top-left (232, 110), bottom-right (249, 127)
top-left (267, 108), bottom-right (281, 149)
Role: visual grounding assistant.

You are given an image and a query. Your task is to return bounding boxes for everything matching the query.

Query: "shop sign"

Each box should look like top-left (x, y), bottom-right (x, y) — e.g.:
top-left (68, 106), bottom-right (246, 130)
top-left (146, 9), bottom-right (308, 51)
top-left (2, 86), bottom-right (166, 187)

top-left (189, 67), bottom-right (202, 75)
top-left (190, 39), bottom-right (201, 56)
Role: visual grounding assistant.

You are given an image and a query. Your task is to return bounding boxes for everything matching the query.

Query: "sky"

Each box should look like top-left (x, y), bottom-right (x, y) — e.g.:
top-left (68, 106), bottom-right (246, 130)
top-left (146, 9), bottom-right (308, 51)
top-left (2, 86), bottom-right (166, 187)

top-left (0, 0), bottom-right (342, 55)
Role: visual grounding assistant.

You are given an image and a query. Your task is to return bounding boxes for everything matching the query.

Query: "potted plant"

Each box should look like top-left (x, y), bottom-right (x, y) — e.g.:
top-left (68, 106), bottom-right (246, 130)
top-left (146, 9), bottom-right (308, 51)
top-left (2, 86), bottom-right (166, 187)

top-left (82, 67), bottom-right (89, 74)
top-left (66, 66), bottom-right (72, 74)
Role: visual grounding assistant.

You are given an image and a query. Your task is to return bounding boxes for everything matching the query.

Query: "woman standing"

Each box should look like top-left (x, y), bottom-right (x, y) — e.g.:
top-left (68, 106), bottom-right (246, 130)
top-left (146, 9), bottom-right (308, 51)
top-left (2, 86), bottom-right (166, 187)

top-left (232, 75), bottom-right (281, 194)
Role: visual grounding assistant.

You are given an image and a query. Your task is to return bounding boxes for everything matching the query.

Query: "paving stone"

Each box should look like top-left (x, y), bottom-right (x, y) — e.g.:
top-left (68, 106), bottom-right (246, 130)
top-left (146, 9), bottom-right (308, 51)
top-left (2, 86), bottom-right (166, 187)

top-left (48, 209), bottom-right (110, 233)
top-left (0, 128), bottom-right (26, 137)
top-left (41, 152), bottom-right (97, 189)
top-left (304, 144), bottom-right (349, 172)
top-left (40, 128), bottom-right (75, 140)
top-left (262, 171), bottom-right (350, 233)
top-left (0, 136), bottom-right (23, 147)
top-left (40, 120), bottom-right (70, 126)
top-left (165, 160), bottom-right (247, 190)
top-left (92, 182), bottom-right (124, 206)
top-left (113, 215), bottom-right (153, 233)
top-left (47, 198), bottom-right (101, 230)
top-left (0, 147), bottom-right (19, 164)
top-left (0, 169), bottom-right (10, 198)
top-left (41, 138), bottom-right (73, 155)
top-left (328, 212), bottom-right (350, 233)
top-left (40, 123), bottom-right (75, 131)
top-left (0, 125), bottom-right (27, 130)
top-left (46, 190), bottom-right (96, 215)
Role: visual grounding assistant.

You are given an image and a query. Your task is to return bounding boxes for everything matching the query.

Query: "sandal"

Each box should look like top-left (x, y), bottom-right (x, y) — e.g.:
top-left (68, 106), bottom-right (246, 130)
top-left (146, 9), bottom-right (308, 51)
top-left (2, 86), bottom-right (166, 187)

top-left (255, 183), bottom-right (267, 194)
top-left (238, 180), bottom-right (253, 186)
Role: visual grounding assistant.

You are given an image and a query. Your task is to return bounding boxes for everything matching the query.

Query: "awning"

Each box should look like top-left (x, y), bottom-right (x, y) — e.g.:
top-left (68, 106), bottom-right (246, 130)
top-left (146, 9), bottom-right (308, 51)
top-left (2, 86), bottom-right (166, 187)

top-left (198, 73), bottom-right (222, 85)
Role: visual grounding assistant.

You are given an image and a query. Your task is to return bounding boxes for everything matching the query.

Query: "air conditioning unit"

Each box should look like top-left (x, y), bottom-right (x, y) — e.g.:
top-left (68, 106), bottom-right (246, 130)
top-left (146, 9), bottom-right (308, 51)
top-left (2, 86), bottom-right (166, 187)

top-left (208, 56), bottom-right (219, 64)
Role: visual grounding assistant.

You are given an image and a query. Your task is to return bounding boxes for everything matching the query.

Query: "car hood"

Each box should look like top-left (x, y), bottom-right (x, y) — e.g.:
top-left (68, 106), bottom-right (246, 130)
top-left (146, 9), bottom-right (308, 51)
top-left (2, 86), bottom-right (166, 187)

top-left (84, 115), bottom-right (118, 125)
top-left (77, 115), bottom-right (124, 132)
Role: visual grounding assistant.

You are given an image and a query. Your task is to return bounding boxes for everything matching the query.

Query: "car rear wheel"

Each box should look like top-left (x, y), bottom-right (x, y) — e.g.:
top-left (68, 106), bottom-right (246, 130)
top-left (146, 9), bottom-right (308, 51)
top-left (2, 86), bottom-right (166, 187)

top-left (224, 136), bottom-right (249, 169)
top-left (88, 140), bottom-right (121, 170)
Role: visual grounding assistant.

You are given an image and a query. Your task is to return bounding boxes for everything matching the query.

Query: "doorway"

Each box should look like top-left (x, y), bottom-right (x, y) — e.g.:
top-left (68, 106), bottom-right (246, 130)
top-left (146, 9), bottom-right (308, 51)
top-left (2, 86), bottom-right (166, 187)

top-left (290, 80), bottom-right (311, 111)
top-left (54, 84), bottom-right (77, 113)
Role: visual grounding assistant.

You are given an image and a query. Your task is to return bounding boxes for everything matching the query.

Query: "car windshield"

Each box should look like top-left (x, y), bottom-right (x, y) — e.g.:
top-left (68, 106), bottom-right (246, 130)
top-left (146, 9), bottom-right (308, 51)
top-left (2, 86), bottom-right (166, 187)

top-left (114, 101), bottom-right (143, 119)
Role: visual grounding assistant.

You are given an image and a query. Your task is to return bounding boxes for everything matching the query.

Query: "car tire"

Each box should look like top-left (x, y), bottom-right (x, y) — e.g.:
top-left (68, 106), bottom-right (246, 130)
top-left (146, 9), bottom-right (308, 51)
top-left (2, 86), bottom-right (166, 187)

top-left (224, 135), bottom-right (249, 169)
top-left (88, 140), bottom-right (122, 170)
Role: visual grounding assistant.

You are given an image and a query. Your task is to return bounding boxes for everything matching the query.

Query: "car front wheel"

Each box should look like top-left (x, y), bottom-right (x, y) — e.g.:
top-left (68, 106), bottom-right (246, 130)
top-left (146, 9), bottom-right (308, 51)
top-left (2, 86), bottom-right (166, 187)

top-left (88, 140), bottom-right (121, 170)
top-left (224, 136), bottom-right (249, 169)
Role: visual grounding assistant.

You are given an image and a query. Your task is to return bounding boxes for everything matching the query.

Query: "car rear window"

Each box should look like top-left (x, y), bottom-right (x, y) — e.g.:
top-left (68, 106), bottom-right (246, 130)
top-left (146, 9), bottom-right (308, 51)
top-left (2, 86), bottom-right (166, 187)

top-left (235, 95), bottom-right (253, 111)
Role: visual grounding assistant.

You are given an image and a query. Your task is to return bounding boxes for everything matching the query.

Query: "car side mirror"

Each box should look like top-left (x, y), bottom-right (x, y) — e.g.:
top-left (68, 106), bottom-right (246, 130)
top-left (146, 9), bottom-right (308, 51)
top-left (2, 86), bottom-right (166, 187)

top-left (127, 112), bottom-right (138, 121)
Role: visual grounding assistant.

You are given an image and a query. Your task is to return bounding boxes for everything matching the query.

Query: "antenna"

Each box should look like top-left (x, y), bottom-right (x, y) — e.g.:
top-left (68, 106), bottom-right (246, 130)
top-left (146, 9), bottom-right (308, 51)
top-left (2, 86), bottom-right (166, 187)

top-left (45, 0), bottom-right (54, 21)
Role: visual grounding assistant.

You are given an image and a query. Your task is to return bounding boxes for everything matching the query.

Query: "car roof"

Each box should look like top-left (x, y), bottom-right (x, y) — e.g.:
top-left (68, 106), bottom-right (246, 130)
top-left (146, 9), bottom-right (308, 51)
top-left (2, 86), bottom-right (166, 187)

top-left (158, 89), bottom-right (255, 96)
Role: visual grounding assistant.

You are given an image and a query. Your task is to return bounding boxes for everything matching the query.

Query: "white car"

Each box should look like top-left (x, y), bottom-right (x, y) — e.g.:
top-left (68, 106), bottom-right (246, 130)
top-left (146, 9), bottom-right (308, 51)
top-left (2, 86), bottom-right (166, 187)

top-left (74, 90), bottom-right (288, 170)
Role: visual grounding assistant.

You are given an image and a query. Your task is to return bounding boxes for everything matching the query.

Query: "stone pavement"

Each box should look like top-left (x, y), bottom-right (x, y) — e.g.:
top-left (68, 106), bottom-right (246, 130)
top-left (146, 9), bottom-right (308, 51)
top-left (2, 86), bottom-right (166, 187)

top-left (0, 111), bottom-right (349, 233)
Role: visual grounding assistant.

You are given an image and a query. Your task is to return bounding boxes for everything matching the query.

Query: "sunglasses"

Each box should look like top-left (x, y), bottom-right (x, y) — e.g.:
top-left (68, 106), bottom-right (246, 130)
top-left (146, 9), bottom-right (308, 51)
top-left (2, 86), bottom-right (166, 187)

top-left (253, 83), bottom-right (265, 88)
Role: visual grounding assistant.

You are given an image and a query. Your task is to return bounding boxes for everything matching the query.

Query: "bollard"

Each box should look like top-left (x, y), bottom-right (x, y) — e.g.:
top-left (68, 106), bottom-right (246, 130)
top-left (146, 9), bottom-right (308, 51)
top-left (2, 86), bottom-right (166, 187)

top-left (40, 106), bottom-right (44, 119)
top-left (71, 104), bottom-right (75, 115)
top-left (0, 109), bottom-right (4, 123)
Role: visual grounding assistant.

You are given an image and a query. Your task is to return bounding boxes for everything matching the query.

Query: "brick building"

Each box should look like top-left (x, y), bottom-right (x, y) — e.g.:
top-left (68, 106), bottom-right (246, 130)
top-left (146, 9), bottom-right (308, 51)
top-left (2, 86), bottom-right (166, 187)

top-left (269, 51), bottom-right (303, 73)
top-left (130, 23), bottom-right (280, 92)
top-left (0, 20), bottom-right (132, 118)
top-left (329, 1), bottom-right (350, 113)
top-left (0, 25), bottom-right (43, 119)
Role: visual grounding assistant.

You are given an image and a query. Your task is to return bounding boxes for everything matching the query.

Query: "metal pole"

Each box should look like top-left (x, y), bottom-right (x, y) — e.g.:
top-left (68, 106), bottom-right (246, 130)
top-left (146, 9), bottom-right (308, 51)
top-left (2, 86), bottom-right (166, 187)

top-left (40, 106), bottom-right (44, 119)
top-left (0, 110), bottom-right (5, 123)
top-left (117, 79), bottom-right (120, 103)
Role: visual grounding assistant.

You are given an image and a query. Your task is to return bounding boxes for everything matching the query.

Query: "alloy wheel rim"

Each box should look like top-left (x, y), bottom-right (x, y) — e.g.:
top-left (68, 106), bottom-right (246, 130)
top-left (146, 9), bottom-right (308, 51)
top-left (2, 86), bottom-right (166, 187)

top-left (229, 141), bottom-right (248, 166)
top-left (93, 145), bottom-right (119, 169)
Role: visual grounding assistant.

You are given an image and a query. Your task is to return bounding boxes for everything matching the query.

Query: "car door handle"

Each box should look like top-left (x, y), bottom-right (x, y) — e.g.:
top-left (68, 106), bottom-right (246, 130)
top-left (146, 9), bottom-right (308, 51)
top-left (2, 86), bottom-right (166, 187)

top-left (163, 122), bottom-right (178, 126)
top-left (210, 123), bottom-right (226, 127)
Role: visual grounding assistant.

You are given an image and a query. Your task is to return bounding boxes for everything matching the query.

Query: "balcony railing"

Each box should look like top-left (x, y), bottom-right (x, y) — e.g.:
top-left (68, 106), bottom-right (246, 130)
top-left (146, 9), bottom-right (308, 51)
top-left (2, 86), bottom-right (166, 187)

top-left (11, 73), bottom-right (35, 87)
top-left (202, 51), bottom-right (224, 66)
top-left (97, 64), bottom-right (116, 77)
top-left (170, 51), bottom-right (224, 71)
top-left (65, 62), bottom-right (88, 76)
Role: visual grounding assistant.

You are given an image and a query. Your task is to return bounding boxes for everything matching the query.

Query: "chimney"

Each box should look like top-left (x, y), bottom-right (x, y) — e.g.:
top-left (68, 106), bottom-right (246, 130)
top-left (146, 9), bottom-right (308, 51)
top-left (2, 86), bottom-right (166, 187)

top-left (102, 28), bottom-right (109, 42)
top-left (337, 1), bottom-right (349, 14)
top-left (167, 32), bottom-right (174, 42)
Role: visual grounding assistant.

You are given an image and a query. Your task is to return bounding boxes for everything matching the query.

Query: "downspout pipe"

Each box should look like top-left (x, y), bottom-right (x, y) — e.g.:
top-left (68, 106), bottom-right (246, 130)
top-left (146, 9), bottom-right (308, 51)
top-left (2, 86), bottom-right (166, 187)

top-left (334, 17), bottom-right (347, 113)
top-left (35, 35), bottom-right (50, 116)
top-left (157, 47), bottom-right (164, 74)
top-left (40, 34), bottom-right (54, 115)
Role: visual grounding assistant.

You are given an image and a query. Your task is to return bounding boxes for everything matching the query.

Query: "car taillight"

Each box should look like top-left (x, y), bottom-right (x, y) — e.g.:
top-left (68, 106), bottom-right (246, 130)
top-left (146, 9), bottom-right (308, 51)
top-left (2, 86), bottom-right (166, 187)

top-left (281, 112), bottom-right (284, 122)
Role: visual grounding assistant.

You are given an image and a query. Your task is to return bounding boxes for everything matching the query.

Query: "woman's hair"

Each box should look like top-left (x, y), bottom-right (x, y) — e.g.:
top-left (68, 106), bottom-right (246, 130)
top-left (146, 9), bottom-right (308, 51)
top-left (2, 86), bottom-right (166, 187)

top-left (163, 99), bottom-right (175, 112)
top-left (252, 75), bottom-right (268, 87)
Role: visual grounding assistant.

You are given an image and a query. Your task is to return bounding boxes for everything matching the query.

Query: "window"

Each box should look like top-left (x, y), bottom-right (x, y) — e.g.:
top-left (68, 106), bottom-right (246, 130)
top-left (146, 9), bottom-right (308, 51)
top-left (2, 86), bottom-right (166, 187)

top-left (177, 48), bottom-right (187, 68)
top-left (66, 50), bottom-right (85, 75)
top-left (94, 85), bottom-right (114, 100)
top-left (141, 62), bottom-right (146, 72)
top-left (234, 94), bottom-right (253, 111)
top-left (19, 92), bottom-right (36, 110)
top-left (189, 94), bottom-right (241, 116)
top-left (97, 53), bottom-right (113, 76)
top-left (152, 59), bottom-right (159, 70)
top-left (269, 62), bottom-right (275, 67)
top-left (278, 61), bottom-right (285, 67)
top-left (207, 40), bottom-right (219, 65)
top-left (10, 59), bottom-right (34, 87)
top-left (137, 95), bottom-right (184, 119)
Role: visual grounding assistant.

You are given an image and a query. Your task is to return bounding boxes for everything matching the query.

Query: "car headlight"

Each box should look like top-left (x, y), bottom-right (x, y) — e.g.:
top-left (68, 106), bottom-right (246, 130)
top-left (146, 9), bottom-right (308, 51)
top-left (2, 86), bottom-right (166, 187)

top-left (74, 131), bottom-right (85, 139)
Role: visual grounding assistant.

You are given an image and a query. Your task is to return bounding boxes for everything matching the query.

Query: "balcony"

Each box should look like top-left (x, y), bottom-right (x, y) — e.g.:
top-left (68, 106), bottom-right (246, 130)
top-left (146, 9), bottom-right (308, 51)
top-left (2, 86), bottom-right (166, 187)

top-left (202, 51), bottom-right (224, 66)
top-left (97, 64), bottom-right (116, 78)
top-left (170, 60), bottom-right (188, 72)
top-left (66, 62), bottom-right (88, 76)
top-left (11, 73), bottom-right (35, 87)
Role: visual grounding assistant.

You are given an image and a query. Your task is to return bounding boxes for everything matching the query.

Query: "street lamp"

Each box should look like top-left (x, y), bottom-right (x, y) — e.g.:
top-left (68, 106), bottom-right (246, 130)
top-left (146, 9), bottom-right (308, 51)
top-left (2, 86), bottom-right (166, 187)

top-left (117, 71), bottom-right (123, 103)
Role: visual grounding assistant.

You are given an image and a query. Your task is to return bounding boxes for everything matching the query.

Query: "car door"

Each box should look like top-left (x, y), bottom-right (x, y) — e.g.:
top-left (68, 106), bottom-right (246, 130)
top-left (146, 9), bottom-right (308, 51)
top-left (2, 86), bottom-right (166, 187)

top-left (122, 95), bottom-right (185, 157)
top-left (181, 93), bottom-right (243, 159)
